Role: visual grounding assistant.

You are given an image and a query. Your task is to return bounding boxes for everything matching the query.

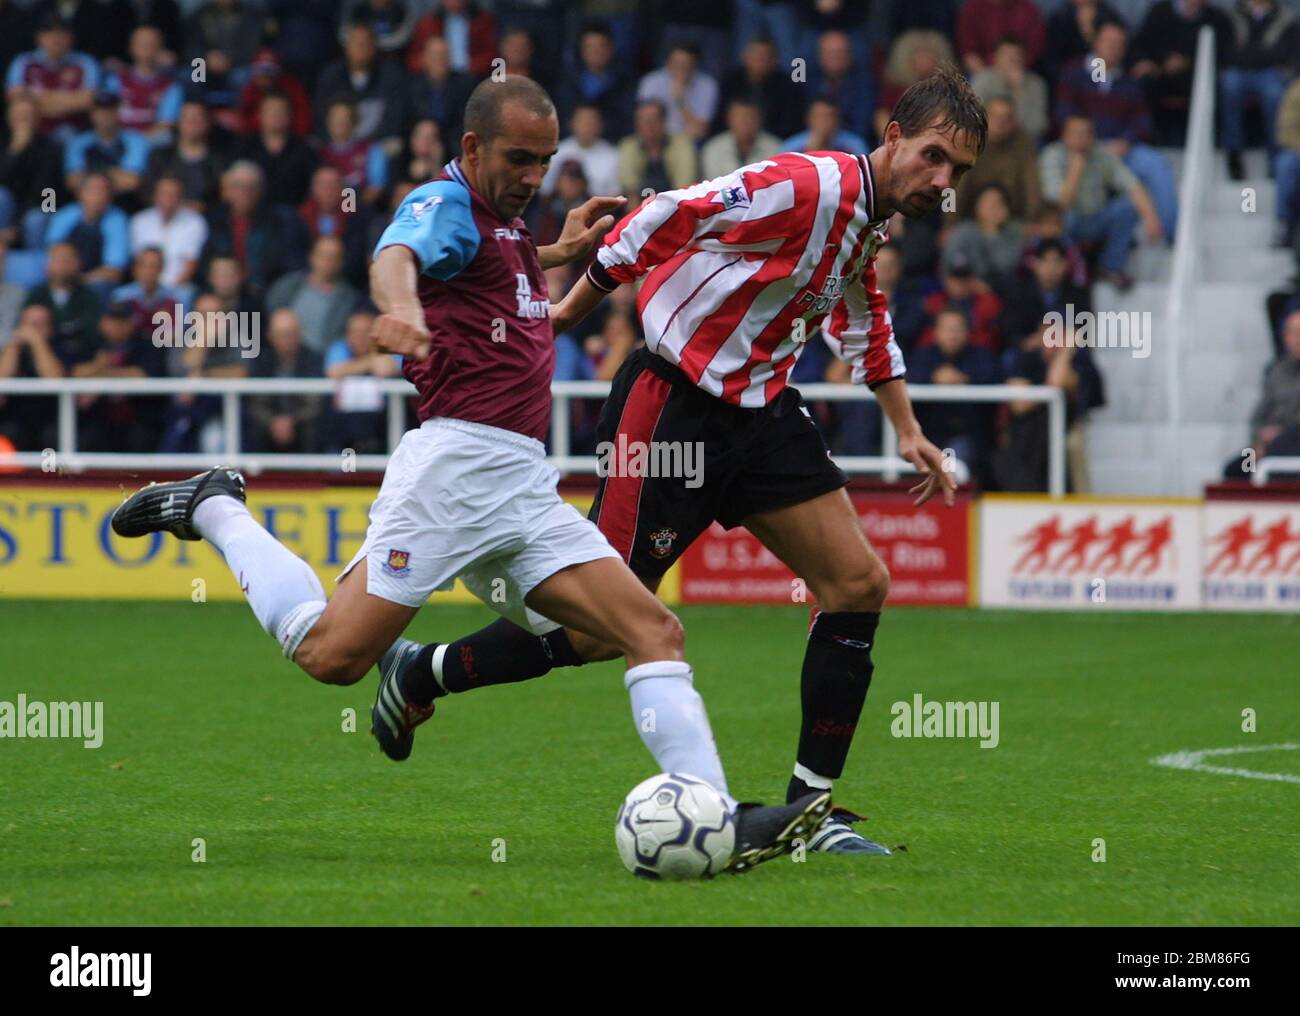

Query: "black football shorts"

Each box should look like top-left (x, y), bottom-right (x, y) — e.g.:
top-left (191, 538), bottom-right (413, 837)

top-left (587, 347), bottom-right (848, 579)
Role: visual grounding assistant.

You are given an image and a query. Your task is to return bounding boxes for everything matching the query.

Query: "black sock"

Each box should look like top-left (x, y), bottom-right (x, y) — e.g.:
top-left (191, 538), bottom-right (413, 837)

top-left (401, 619), bottom-right (585, 705)
top-left (787, 610), bottom-right (880, 803)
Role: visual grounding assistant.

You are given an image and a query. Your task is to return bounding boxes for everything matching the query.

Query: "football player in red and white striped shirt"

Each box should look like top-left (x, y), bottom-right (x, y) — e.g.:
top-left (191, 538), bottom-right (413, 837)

top-left (403, 66), bottom-right (987, 855)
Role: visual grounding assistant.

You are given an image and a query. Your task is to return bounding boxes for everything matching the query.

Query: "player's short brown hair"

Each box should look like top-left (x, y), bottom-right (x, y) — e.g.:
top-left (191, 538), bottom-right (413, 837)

top-left (890, 62), bottom-right (988, 155)
top-left (463, 76), bottom-right (556, 145)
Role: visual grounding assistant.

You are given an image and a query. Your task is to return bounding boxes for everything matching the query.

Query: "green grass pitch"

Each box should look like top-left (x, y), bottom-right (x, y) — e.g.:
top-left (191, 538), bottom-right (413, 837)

top-left (1, 600), bottom-right (1296, 926)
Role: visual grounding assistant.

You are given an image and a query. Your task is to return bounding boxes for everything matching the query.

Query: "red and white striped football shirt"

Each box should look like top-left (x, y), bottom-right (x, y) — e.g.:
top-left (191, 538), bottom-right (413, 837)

top-left (586, 150), bottom-right (905, 407)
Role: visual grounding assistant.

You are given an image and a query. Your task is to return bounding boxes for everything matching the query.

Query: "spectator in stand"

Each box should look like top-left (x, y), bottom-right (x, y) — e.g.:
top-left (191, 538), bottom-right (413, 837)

top-left (636, 42), bottom-right (719, 145)
top-left (1022, 202), bottom-right (1090, 287)
top-left (908, 307), bottom-right (1003, 485)
top-left (555, 21), bottom-right (635, 142)
top-left (159, 290), bottom-right (250, 453)
top-left (64, 91), bottom-right (152, 202)
top-left (45, 172), bottom-right (130, 294)
top-left (405, 0), bottom-right (495, 78)
top-left (1219, 0), bottom-right (1298, 182)
top-left (0, 239), bottom-right (25, 337)
top-left (716, 36), bottom-right (804, 141)
top-left (202, 160), bottom-right (304, 297)
top-left (237, 49), bottom-right (314, 138)
top-left (701, 99), bottom-right (782, 181)
top-left (110, 246), bottom-right (180, 336)
top-left (298, 165), bottom-right (374, 288)
top-left (205, 254), bottom-right (257, 316)
top-left (655, 2), bottom-right (733, 78)
top-left (1044, 0), bottom-right (1127, 86)
top-left (406, 35), bottom-right (474, 156)
top-left (72, 301), bottom-right (169, 452)
top-left (495, 0), bottom-right (570, 89)
top-left (918, 257), bottom-right (1005, 352)
top-left (1055, 19), bottom-right (1179, 240)
top-left (807, 29), bottom-right (875, 147)
top-left (957, 0), bottom-right (1045, 76)
top-left (32, 0), bottom-right (137, 62)
top-left (944, 182), bottom-right (1025, 298)
top-left (132, 0), bottom-right (186, 58)
top-left (1000, 237), bottom-right (1094, 353)
top-left (23, 242), bottom-right (101, 353)
top-left (971, 35), bottom-right (1048, 144)
top-left (528, 160), bottom-right (590, 248)
top-left (245, 307), bottom-right (324, 454)
top-left (996, 320), bottom-right (1105, 492)
top-left (783, 98), bottom-right (869, 155)
top-left (266, 0), bottom-right (338, 90)
top-left (1039, 113), bottom-right (1163, 290)
top-left (617, 100), bottom-right (698, 198)
top-left (1131, 0), bottom-right (1232, 146)
top-left (103, 25), bottom-right (184, 144)
top-left (130, 174), bottom-right (208, 294)
top-left (323, 308), bottom-right (399, 454)
top-left (871, 243), bottom-right (927, 357)
top-left (543, 105), bottom-right (619, 199)
top-left (315, 23), bottom-right (405, 152)
top-left (498, 27), bottom-right (546, 93)
top-left (888, 0), bottom-right (960, 42)
top-left (1246, 309), bottom-right (1300, 463)
top-left (953, 95), bottom-right (1041, 222)
top-left (318, 98), bottom-right (389, 209)
top-left (0, 304), bottom-right (76, 449)
top-left (0, 93), bottom-right (66, 246)
top-left (589, 302), bottom-right (642, 382)
top-left (6, 14), bottom-right (101, 140)
top-left (235, 92), bottom-right (318, 207)
top-left (183, 0), bottom-right (265, 129)
top-left (1275, 76), bottom-right (1300, 248)
top-left (266, 235), bottom-right (360, 354)
top-left (875, 30), bottom-right (953, 143)
top-left (341, 0), bottom-right (418, 56)
top-left (399, 119), bottom-right (447, 185)
top-left (144, 100), bottom-right (229, 213)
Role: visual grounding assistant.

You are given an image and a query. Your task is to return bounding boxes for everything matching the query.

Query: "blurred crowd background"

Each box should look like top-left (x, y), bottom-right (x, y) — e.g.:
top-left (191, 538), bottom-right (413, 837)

top-left (1, 0), bottom-right (1299, 493)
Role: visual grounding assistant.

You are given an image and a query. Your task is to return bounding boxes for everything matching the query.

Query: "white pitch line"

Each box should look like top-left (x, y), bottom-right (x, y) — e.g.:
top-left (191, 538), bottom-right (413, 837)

top-left (1152, 743), bottom-right (1300, 784)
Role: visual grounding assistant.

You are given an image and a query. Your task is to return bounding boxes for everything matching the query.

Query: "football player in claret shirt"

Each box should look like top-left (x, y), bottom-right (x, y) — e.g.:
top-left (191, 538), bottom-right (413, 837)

top-left (381, 65), bottom-right (987, 858)
top-left (111, 76), bottom-right (834, 872)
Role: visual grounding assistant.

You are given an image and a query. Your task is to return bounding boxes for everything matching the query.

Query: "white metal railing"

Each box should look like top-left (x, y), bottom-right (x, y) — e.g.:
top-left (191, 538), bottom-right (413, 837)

top-left (1252, 457), bottom-right (1300, 485)
top-left (0, 377), bottom-right (1068, 495)
top-left (1165, 25), bottom-right (1217, 495)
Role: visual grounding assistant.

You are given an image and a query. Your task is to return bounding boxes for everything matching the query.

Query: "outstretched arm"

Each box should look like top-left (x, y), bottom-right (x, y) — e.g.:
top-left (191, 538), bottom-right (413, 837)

top-left (537, 195), bottom-right (626, 269)
top-left (873, 378), bottom-right (957, 508)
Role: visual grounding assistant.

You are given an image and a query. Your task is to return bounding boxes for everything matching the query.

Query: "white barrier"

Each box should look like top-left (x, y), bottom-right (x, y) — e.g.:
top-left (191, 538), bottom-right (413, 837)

top-left (0, 377), bottom-right (1067, 494)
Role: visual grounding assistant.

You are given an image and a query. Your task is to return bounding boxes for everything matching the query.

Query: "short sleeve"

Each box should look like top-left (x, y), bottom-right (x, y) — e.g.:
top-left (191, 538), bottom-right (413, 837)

top-left (372, 180), bottom-right (479, 281)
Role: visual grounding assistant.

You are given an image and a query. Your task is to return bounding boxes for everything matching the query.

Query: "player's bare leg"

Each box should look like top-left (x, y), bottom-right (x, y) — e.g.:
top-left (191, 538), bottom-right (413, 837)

top-left (742, 486), bottom-right (892, 854)
top-left (292, 560), bottom-right (419, 685)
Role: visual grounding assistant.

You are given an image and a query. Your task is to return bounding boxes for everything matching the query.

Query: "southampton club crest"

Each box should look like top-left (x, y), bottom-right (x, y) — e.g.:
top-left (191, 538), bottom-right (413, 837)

top-left (648, 528), bottom-right (678, 559)
top-left (383, 548), bottom-right (412, 577)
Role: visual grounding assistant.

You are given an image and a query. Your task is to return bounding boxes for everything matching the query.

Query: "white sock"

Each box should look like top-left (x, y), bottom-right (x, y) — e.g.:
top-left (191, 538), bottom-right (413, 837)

top-left (624, 661), bottom-right (734, 808)
top-left (193, 495), bottom-right (327, 658)
top-left (793, 762), bottom-right (834, 792)
top-left (430, 643), bottom-right (449, 693)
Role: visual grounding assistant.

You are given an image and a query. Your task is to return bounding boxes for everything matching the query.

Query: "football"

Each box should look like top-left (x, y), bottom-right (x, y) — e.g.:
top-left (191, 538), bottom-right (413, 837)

top-left (614, 772), bottom-right (735, 879)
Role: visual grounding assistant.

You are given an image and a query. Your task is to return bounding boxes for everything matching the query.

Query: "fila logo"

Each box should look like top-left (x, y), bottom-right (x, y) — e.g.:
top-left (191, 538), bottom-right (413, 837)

top-left (495, 227), bottom-right (523, 241)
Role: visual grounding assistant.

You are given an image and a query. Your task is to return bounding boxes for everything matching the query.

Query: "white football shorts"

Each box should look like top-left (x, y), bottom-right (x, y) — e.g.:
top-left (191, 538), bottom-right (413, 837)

top-left (338, 416), bottom-right (620, 633)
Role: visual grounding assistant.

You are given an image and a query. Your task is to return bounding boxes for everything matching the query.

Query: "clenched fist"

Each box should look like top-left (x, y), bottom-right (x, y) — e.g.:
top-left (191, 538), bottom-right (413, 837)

top-left (371, 308), bottom-right (431, 360)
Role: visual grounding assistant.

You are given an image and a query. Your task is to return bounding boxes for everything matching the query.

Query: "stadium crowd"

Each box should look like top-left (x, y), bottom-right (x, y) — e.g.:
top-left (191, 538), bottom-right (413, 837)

top-left (0, 0), bottom-right (1298, 492)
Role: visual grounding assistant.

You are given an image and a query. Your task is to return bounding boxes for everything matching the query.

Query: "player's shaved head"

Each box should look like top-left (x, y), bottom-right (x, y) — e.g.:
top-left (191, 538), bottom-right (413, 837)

top-left (460, 76), bottom-right (558, 220)
top-left (463, 76), bottom-right (555, 146)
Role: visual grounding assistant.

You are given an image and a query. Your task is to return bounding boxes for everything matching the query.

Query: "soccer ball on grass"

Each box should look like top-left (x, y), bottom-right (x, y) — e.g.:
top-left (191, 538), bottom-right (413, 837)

top-left (614, 772), bottom-right (735, 879)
